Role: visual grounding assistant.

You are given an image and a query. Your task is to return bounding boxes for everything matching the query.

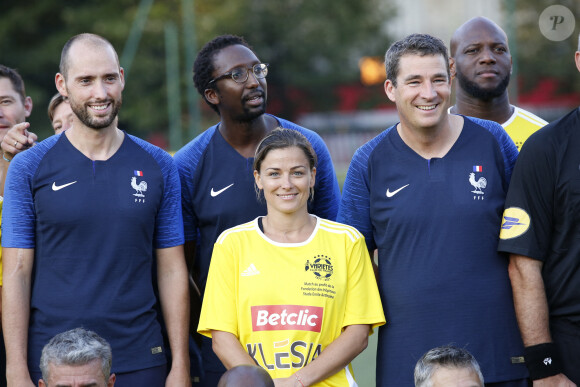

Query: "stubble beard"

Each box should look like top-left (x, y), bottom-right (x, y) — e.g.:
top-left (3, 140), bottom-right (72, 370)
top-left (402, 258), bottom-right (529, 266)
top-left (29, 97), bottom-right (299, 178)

top-left (69, 95), bottom-right (122, 130)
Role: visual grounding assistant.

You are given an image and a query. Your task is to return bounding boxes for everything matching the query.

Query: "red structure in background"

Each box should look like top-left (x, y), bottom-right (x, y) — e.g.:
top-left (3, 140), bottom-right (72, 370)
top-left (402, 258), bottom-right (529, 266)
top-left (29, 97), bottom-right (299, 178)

top-left (518, 78), bottom-right (580, 108)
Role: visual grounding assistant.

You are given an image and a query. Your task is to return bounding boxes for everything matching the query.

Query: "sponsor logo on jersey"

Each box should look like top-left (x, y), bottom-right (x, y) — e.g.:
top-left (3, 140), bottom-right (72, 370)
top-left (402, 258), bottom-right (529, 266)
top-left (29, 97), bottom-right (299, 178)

top-left (210, 183), bottom-right (234, 197)
top-left (305, 255), bottom-right (333, 280)
top-left (251, 305), bottom-right (323, 332)
top-left (52, 181), bottom-right (77, 191)
top-left (246, 340), bottom-right (322, 370)
top-left (469, 171), bottom-right (487, 200)
top-left (500, 207), bottom-right (530, 239)
top-left (241, 263), bottom-right (260, 277)
top-left (131, 171), bottom-right (147, 203)
top-left (386, 184), bottom-right (409, 198)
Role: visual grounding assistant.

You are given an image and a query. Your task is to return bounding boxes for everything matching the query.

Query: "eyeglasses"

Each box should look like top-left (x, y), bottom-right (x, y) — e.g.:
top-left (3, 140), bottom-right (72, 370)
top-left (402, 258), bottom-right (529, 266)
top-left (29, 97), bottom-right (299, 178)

top-left (207, 63), bottom-right (269, 86)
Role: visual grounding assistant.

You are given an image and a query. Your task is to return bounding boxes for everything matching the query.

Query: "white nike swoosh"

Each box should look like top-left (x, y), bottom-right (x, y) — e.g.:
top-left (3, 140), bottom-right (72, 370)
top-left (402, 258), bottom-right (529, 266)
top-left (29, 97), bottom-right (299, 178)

top-left (386, 184), bottom-right (409, 198)
top-left (52, 181), bottom-right (78, 191)
top-left (210, 183), bottom-right (234, 197)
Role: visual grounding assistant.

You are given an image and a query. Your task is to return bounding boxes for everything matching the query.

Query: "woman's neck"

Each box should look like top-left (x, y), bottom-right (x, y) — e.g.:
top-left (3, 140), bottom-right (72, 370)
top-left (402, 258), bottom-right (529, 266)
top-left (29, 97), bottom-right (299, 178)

top-left (262, 212), bottom-right (316, 243)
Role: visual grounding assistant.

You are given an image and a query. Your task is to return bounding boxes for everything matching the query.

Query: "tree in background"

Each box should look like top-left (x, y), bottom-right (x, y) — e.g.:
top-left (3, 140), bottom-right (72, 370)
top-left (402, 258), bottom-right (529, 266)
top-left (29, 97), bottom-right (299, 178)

top-left (510, 0), bottom-right (580, 119)
top-left (0, 0), bottom-right (394, 145)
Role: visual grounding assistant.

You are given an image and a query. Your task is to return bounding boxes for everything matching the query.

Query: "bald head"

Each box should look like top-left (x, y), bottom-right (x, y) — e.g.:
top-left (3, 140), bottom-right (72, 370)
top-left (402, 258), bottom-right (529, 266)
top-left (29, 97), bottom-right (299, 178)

top-left (59, 33), bottom-right (119, 79)
top-left (449, 16), bottom-right (512, 104)
top-left (217, 365), bottom-right (274, 387)
top-left (450, 17), bottom-right (508, 57)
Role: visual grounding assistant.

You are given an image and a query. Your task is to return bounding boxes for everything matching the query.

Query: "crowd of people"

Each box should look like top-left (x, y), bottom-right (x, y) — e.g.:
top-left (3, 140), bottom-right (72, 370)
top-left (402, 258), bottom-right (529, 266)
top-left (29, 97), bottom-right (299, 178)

top-left (0, 14), bottom-right (578, 387)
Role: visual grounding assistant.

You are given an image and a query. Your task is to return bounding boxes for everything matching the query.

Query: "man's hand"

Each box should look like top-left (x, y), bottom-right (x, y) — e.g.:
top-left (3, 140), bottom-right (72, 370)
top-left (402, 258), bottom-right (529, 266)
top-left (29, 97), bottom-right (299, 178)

top-left (164, 365), bottom-right (191, 387)
top-left (1, 122), bottom-right (38, 158)
top-left (534, 373), bottom-right (576, 386)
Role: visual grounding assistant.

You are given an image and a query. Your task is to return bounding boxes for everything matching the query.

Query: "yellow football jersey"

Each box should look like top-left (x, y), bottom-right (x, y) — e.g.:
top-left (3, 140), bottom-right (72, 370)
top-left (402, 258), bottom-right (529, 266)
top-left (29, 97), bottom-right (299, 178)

top-left (199, 216), bottom-right (385, 386)
top-left (503, 106), bottom-right (547, 151)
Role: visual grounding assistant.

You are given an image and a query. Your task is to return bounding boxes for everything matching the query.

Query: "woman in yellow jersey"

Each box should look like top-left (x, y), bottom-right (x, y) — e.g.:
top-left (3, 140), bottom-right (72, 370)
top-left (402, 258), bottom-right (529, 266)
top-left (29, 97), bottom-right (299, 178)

top-left (198, 128), bottom-right (385, 386)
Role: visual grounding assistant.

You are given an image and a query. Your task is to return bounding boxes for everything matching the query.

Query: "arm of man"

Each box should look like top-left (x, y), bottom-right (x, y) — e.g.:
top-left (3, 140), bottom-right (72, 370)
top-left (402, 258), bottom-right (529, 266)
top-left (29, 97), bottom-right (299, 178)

top-left (211, 330), bottom-right (256, 369)
top-left (2, 247), bottom-right (35, 387)
top-left (275, 324), bottom-right (370, 387)
top-left (156, 245), bottom-right (191, 386)
top-left (508, 254), bottom-right (576, 387)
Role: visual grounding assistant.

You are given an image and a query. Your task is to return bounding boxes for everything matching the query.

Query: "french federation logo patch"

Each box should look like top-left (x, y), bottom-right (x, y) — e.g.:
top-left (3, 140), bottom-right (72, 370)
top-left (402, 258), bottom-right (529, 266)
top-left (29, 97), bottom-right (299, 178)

top-left (131, 171), bottom-right (148, 203)
top-left (500, 207), bottom-right (530, 240)
top-left (469, 171), bottom-right (487, 200)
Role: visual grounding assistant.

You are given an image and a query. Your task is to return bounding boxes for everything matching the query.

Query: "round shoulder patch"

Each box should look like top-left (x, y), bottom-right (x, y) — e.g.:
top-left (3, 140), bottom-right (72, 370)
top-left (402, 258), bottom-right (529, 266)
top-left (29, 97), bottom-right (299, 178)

top-left (500, 207), bottom-right (530, 240)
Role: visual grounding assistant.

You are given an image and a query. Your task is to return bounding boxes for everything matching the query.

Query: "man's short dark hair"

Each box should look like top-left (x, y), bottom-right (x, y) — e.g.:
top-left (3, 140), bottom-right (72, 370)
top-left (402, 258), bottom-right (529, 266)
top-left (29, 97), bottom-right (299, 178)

top-left (414, 345), bottom-right (484, 387)
top-left (0, 64), bottom-right (27, 104)
top-left (193, 34), bottom-right (253, 114)
top-left (385, 33), bottom-right (450, 87)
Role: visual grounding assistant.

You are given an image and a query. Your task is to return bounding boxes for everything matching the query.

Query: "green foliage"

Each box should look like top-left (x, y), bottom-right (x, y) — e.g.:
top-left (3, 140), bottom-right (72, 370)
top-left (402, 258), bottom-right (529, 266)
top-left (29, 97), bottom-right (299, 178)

top-left (0, 0), bottom-right (393, 144)
top-left (508, 0), bottom-right (580, 103)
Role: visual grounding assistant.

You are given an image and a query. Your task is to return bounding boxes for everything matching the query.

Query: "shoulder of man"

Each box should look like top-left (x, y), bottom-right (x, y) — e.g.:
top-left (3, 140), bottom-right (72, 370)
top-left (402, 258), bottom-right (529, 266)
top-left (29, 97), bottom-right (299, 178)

top-left (173, 124), bottom-right (218, 169)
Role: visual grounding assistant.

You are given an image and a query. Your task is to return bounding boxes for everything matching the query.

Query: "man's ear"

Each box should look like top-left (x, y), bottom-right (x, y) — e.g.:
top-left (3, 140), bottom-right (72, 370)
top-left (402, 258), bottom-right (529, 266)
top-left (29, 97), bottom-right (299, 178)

top-left (55, 73), bottom-right (67, 98)
top-left (24, 96), bottom-right (33, 118)
top-left (575, 51), bottom-right (580, 73)
top-left (204, 88), bottom-right (220, 107)
top-left (119, 67), bottom-right (125, 90)
top-left (384, 79), bottom-right (396, 102)
top-left (449, 57), bottom-right (456, 81)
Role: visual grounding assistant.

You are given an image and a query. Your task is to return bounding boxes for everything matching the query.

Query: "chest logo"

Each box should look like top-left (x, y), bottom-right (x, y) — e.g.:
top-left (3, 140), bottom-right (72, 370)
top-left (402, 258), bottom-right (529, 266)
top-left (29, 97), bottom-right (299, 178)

top-left (305, 255), bottom-right (333, 281)
top-left (52, 181), bottom-right (77, 191)
top-left (469, 170), bottom-right (487, 200)
top-left (386, 184), bottom-right (409, 198)
top-left (241, 263), bottom-right (260, 277)
top-left (211, 183), bottom-right (234, 197)
top-left (131, 172), bottom-right (147, 203)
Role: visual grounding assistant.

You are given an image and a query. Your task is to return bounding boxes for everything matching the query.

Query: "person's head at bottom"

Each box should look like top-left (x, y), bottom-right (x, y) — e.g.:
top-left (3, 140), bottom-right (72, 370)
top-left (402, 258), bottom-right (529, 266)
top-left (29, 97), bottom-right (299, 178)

top-left (39, 327), bottom-right (115, 387)
top-left (218, 365), bottom-right (274, 387)
top-left (414, 345), bottom-right (484, 387)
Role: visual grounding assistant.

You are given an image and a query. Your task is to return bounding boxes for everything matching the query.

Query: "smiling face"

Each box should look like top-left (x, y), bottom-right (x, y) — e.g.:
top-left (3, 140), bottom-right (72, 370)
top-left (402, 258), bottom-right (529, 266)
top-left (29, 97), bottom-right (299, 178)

top-left (452, 18), bottom-right (512, 101)
top-left (56, 39), bottom-right (124, 131)
top-left (385, 54), bottom-right (451, 133)
top-left (205, 44), bottom-right (267, 122)
top-left (0, 77), bottom-right (32, 140)
top-left (254, 146), bottom-right (316, 216)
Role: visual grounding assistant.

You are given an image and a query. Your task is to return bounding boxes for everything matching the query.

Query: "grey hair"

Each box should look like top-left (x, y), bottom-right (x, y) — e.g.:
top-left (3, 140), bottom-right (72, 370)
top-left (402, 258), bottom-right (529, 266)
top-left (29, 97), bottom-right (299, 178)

top-left (385, 33), bottom-right (450, 87)
top-left (40, 328), bottom-right (112, 382)
top-left (414, 345), bottom-right (484, 387)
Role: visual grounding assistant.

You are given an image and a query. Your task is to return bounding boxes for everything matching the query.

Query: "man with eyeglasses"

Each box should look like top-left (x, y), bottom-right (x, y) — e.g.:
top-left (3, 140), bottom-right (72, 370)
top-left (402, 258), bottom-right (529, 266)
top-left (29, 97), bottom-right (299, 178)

top-left (173, 34), bottom-right (340, 386)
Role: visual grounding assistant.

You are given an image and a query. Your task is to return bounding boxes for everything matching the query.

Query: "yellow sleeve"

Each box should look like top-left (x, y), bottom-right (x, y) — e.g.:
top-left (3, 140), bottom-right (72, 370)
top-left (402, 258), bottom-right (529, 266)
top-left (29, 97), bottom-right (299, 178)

top-left (343, 235), bottom-right (385, 331)
top-left (197, 239), bottom-right (239, 338)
